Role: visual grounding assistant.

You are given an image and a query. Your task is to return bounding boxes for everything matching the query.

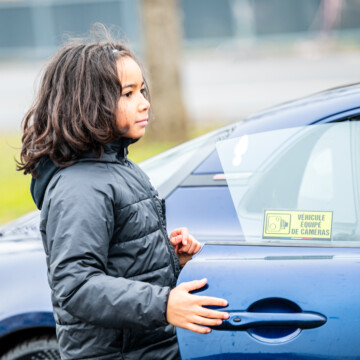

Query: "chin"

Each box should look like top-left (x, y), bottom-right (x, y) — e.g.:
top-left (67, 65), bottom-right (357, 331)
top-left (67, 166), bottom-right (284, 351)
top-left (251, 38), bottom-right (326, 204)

top-left (134, 130), bottom-right (146, 139)
top-left (124, 129), bottom-right (146, 139)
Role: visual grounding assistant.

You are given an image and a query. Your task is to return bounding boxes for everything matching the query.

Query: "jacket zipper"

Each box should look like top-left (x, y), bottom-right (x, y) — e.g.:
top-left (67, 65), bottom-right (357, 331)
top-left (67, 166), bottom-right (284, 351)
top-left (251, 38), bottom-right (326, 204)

top-left (129, 160), bottom-right (178, 280)
top-left (146, 188), bottom-right (178, 280)
top-left (151, 194), bottom-right (177, 279)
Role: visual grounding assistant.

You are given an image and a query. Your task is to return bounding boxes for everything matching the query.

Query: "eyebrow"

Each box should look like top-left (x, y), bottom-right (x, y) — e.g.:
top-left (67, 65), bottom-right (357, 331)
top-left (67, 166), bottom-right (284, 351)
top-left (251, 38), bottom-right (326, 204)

top-left (122, 81), bottom-right (144, 90)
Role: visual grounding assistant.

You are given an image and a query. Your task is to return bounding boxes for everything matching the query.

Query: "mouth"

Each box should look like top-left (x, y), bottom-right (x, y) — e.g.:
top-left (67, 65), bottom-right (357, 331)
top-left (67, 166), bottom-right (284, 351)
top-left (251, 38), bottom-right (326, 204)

top-left (136, 119), bottom-right (148, 126)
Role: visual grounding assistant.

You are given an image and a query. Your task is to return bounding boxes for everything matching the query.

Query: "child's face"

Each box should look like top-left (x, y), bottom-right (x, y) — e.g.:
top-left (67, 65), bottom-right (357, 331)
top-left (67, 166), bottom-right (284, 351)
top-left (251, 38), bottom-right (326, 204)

top-left (116, 57), bottom-right (150, 139)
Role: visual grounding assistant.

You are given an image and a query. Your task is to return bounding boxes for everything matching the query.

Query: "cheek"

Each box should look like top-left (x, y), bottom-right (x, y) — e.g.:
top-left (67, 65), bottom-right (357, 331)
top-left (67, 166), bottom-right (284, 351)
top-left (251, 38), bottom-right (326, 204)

top-left (116, 101), bottom-right (128, 125)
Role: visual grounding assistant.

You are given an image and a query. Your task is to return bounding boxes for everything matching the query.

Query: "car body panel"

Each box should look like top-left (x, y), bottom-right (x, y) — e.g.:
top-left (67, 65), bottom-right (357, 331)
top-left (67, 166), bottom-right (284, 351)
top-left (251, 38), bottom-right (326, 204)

top-left (172, 86), bottom-right (360, 358)
top-left (177, 245), bottom-right (360, 360)
top-left (0, 240), bottom-right (54, 336)
top-left (0, 312), bottom-right (55, 337)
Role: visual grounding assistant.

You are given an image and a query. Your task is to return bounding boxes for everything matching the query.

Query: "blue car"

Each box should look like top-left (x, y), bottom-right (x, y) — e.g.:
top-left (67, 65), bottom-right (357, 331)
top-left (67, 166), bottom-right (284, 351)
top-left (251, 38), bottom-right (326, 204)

top-left (1, 83), bottom-right (360, 359)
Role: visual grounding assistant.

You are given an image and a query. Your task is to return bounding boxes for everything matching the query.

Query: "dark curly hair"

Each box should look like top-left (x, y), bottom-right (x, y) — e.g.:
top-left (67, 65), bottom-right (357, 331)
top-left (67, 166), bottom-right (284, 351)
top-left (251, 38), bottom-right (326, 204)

top-left (17, 24), bottom-right (149, 177)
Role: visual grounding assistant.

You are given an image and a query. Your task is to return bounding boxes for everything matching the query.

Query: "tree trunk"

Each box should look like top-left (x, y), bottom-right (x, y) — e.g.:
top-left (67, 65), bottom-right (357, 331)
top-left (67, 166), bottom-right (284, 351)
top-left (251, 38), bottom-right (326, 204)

top-left (140, 0), bottom-right (188, 142)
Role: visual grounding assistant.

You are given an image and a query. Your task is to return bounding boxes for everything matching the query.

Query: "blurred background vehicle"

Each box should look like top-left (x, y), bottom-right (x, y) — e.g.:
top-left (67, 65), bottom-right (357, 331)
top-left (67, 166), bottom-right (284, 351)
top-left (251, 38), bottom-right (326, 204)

top-left (1, 83), bottom-right (360, 359)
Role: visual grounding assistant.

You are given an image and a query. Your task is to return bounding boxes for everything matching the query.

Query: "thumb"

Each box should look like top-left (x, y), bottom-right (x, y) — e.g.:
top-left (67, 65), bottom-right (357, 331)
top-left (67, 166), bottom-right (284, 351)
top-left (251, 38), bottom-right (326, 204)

top-left (180, 278), bottom-right (207, 292)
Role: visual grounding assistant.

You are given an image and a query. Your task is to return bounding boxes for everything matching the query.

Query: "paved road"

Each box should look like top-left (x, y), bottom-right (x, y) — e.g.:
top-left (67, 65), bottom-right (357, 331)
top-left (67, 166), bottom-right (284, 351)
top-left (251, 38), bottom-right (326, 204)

top-left (183, 49), bottom-right (360, 123)
top-left (1, 49), bottom-right (360, 131)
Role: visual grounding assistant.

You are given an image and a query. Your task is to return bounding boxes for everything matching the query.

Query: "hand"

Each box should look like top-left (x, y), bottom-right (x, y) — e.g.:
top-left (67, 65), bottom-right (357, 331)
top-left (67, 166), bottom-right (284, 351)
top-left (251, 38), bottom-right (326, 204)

top-left (169, 227), bottom-right (202, 266)
top-left (166, 278), bottom-right (229, 334)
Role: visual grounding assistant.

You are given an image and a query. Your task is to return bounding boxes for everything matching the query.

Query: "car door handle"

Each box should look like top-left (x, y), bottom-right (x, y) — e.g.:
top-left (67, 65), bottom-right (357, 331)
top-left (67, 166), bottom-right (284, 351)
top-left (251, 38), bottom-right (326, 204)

top-left (218, 311), bottom-right (327, 330)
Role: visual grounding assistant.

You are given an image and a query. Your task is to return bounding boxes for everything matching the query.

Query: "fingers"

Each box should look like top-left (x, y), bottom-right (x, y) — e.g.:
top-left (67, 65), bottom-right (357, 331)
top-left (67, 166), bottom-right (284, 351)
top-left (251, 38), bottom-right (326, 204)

top-left (193, 315), bottom-right (224, 327)
top-left (180, 278), bottom-right (207, 292)
top-left (179, 280), bottom-right (228, 307)
top-left (198, 307), bottom-right (229, 320)
top-left (170, 228), bottom-right (182, 238)
top-left (170, 228), bottom-right (202, 260)
top-left (183, 312), bottom-right (226, 334)
top-left (197, 295), bottom-right (228, 307)
top-left (170, 227), bottom-right (189, 246)
top-left (179, 234), bottom-right (201, 255)
top-left (179, 227), bottom-right (189, 246)
top-left (178, 235), bottom-right (193, 253)
top-left (175, 228), bottom-right (189, 247)
top-left (166, 282), bottom-right (229, 335)
top-left (169, 234), bottom-right (182, 246)
top-left (185, 323), bottom-right (211, 334)
top-left (170, 228), bottom-right (188, 242)
top-left (184, 313), bottom-right (227, 334)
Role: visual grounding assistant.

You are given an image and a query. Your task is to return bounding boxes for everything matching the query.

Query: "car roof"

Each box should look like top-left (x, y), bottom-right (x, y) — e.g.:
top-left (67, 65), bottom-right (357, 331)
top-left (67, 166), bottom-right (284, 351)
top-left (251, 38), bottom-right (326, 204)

top-left (194, 83), bottom-right (360, 175)
top-left (230, 83), bottom-right (360, 138)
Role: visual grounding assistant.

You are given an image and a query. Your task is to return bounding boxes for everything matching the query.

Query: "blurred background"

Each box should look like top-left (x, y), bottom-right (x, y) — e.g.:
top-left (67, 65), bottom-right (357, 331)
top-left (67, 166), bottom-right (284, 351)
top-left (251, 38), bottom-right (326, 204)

top-left (1, 0), bottom-right (360, 224)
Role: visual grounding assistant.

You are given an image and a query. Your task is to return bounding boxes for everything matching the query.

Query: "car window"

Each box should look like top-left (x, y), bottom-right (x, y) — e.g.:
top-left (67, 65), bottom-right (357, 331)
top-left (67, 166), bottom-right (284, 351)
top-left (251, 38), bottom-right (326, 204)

top-left (139, 123), bottom-right (236, 189)
top-left (192, 150), bottom-right (223, 174)
top-left (216, 121), bottom-right (360, 246)
top-left (166, 186), bottom-right (242, 242)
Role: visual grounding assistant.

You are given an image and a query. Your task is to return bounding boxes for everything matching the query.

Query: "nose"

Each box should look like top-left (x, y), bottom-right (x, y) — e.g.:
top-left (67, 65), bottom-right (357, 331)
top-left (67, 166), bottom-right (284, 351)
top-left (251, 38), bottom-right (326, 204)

top-left (139, 97), bottom-right (150, 112)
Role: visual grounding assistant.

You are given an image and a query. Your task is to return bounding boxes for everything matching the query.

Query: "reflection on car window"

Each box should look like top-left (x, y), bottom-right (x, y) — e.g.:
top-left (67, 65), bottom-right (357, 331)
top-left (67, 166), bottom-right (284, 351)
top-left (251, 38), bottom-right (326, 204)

top-left (216, 121), bottom-right (360, 246)
top-left (140, 124), bottom-right (236, 189)
top-left (297, 125), bottom-right (356, 225)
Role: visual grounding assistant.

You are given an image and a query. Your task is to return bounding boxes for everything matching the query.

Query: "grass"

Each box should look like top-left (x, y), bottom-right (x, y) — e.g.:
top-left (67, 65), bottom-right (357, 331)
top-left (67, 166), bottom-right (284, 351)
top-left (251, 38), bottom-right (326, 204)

top-left (0, 124), bottom-right (225, 226)
top-left (0, 133), bottom-right (178, 225)
top-left (0, 134), bottom-right (36, 225)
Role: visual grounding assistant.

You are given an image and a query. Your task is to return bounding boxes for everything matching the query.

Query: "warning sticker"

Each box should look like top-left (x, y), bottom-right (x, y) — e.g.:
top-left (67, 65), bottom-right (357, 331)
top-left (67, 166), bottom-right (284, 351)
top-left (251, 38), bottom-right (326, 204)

top-left (263, 210), bottom-right (333, 240)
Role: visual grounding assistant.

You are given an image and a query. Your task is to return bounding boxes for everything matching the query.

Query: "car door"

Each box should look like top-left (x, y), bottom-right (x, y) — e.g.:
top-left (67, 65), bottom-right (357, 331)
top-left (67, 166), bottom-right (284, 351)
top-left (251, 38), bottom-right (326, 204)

top-left (176, 120), bottom-right (360, 360)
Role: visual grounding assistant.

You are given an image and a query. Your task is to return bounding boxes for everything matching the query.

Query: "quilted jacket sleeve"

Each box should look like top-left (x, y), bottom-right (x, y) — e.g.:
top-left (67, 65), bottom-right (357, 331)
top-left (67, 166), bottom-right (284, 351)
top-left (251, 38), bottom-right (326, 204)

top-left (42, 169), bottom-right (170, 330)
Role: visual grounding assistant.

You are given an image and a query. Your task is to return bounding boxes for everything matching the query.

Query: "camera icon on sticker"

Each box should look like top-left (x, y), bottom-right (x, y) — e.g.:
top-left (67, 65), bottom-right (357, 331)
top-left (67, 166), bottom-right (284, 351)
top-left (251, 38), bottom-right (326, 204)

top-left (265, 214), bottom-right (291, 234)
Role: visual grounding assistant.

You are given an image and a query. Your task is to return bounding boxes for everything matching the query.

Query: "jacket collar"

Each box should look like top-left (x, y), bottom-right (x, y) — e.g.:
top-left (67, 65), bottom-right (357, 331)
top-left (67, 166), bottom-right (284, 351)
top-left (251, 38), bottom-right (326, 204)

top-left (31, 137), bottom-right (135, 210)
top-left (103, 137), bottom-right (134, 159)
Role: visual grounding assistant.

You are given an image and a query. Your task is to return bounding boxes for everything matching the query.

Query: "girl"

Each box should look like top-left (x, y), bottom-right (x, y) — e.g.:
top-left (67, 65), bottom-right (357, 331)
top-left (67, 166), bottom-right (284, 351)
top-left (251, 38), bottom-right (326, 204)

top-left (18, 27), bottom-right (229, 360)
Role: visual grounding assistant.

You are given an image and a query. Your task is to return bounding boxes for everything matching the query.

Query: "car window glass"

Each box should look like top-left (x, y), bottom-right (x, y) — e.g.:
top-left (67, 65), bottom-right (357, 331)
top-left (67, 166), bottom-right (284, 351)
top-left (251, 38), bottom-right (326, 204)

top-left (216, 121), bottom-right (360, 246)
top-left (166, 187), bottom-right (242, 242)
top-left (192, 150), bottom-right (223, 174)
top-left (139, 124), bottom-right (236, 189)
top-left (297, 125), bottom-right (356, 224)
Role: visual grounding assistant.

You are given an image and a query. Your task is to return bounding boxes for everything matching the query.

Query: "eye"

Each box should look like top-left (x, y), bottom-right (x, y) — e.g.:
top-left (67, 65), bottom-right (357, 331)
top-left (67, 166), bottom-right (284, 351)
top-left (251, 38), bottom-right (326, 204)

top-left (140, 88), bottom-right (147, 96)
top-left (123, 91), bottom-right (132, 98)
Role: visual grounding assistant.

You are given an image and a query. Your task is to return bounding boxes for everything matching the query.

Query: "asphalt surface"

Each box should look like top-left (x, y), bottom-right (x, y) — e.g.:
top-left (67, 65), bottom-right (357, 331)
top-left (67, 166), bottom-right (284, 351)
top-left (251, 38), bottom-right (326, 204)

top-left (1, 48), bottom-right (360, 131)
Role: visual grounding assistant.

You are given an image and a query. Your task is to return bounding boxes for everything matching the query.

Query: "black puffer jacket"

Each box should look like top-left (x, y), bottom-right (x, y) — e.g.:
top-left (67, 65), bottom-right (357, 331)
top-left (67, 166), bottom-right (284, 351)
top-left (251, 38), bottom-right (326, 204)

top-left (32, 139), bottom-right (181, 360)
